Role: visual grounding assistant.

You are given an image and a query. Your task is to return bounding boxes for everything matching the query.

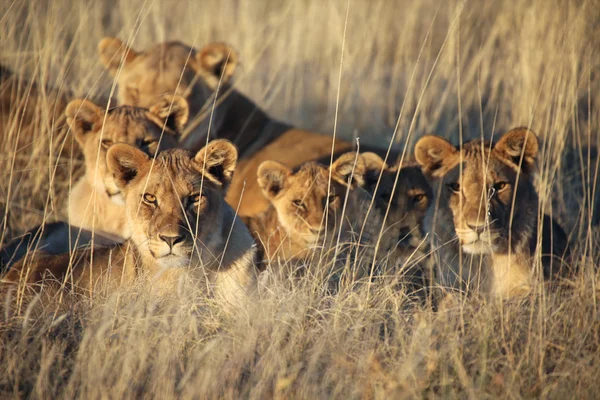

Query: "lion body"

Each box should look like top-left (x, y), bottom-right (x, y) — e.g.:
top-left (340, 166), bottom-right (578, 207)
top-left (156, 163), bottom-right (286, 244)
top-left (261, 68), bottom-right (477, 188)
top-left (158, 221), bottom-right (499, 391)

top-left (415, 129), bottom-right (570, 298)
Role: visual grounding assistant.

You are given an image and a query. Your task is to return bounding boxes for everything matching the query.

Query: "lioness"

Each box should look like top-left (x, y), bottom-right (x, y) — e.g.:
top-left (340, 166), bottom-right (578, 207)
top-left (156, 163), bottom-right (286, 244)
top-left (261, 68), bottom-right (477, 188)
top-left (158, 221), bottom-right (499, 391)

top-left (65, 94), bottom-right (187, 239)
top-left (415, 128), bottom-right (570, 298)
top-left (3, 140), bottom-right (257, 306)
top-left (361, 152), bottom-right (433, 293)
top-left (243, 152), bottom-right (383, 283)
top-left (97, 38), bottom-right (354, 216)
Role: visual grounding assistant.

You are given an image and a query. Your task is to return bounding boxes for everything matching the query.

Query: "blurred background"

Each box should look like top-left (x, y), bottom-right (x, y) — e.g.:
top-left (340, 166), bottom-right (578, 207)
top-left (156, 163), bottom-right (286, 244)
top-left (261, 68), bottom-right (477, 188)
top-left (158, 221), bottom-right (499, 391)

top-left (0, 0), bottom-right (598, 232)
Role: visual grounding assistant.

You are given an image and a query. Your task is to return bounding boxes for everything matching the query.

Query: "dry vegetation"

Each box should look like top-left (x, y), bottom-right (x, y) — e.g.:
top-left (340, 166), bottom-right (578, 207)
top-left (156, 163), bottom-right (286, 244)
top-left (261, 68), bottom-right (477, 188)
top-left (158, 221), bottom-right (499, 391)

top-left (0, 0), bottom-right (599, 398)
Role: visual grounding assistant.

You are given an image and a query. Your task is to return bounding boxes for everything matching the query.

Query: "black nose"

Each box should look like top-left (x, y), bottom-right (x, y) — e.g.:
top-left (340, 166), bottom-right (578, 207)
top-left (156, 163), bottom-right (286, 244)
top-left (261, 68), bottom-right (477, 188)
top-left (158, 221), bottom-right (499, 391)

top-left (398, 227), bottom-right (411, 240)
top-left (159, 234), bottom-right (185, 249)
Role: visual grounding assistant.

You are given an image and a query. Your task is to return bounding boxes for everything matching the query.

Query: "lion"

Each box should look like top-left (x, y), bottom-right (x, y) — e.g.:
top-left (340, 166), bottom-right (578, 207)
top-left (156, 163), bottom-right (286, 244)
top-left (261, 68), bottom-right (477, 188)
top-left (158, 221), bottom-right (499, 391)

top-left (65, 94), bottom-right (187, 239)
top-left (243, 152), bottom-right (385, 285)
top-left (2, 140), bottom-right (257, 307)
top-left (360, 152), bottom-right (433, 295)
top-left (414, 127), bottom-right (570, 298)
top-left (97, 38), bottom-right (354, 216)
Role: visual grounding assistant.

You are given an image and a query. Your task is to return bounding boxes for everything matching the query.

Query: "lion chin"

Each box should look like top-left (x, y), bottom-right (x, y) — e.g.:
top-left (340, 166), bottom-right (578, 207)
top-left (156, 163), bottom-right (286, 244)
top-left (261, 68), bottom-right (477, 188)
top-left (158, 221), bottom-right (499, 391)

top-left (155, 254), bottom-right (191, 269)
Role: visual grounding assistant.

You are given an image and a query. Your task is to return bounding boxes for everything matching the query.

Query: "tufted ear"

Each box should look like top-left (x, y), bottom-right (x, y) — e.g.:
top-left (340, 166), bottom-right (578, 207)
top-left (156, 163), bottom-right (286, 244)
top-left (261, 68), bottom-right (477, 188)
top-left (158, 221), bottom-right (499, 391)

top-left (194, 42), bottom-right (238, 87)
top-left (361, 152), bottom-right (389, 188)
top-left (98, 37), bottom-right (139, 76)
top-left (147, 94), bottom-right (189, 134)
top-left (194, 139), bottom-right (238, 189)
top-left (414, 135), bottom-right (458, 178)
top-left (494, 127), bottom-right (539, 174)
top-left (257, 161), bottom-right (291, 200)
top-left (65, 99), bottom-right (103, 145)
top-left (330, 152), bottom-right (366, 188)
top-left (106, 143), bottom-right (150, 189)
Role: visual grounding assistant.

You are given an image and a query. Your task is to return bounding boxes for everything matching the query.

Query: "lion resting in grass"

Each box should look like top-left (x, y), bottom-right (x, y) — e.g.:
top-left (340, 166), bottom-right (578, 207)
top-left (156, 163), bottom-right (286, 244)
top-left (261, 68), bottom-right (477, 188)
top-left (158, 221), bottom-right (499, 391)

top-left (415, 127), bottom-right (571, 299)
top-left (243, 152), bottom-right (386, 284)
top-left (361, 152), bottom-right (433, 296)
top-left (97, 38), bottom-right (353, 216)
top-left (65, 94), bottom-right (187, 239)
top-left (2, 140), bottom-right (257, 307)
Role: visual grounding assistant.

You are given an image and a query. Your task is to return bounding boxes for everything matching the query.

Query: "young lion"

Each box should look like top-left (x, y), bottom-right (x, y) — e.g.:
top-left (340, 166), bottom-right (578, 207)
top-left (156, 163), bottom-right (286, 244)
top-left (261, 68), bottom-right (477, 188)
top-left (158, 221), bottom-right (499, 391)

top-left (65, 94), bottom-right (187, 239)
top-left (97, 38), bottom-right (354, 216)
top-left (3, 140), bottom-right (257, 306)
top-left (360, 152), bottom-right (433, 293)
top-left (243, 153), bottom-right (383, 282)
top-left (414, 128), bottom-right (570, 298)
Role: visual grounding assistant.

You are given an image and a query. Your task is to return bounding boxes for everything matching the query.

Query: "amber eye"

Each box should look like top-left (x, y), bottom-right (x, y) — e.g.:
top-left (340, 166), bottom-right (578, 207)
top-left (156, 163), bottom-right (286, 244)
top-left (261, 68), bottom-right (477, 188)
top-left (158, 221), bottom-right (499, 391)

top-left (101, 139), bottom-right (114, 149)
top-left (413, 193), bottom-right (426, 204)
top-left (493, 182), bottom-right (509, 192)
top-left (447, 182), bottom-right (460, 193)
top-left (190, 193), bottom-right (204, 206)
top-left (143, 193), bottom-right (157, 205)
top-left (328, 194), bottom-right (339, 204)
top-left (292, 199), bottom-right (304, 209)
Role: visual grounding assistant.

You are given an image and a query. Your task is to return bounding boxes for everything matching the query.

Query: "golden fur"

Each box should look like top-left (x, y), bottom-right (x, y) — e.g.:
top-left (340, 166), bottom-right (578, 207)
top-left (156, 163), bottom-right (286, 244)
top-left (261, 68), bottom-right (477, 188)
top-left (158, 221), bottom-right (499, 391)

top-left (97, 38), bottom-right (351, 216)
top-left (415, 127), bottom-right (570, 298)
top-left (65, 95), bottom-right (186, 239)
top-left (3, 140), bottom-right (257, 306)
top-left (243, 153), bottom-right (381, 283)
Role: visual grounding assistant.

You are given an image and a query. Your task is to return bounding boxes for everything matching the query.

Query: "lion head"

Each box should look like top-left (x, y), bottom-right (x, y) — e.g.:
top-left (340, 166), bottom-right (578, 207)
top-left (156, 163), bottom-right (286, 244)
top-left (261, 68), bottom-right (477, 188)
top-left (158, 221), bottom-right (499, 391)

top-left (257, 153), bottom-right (366, 244)
top-left (415, 127), bottom-right (539, 256)
top-left (106, 139), bottom-right (240, 271)
top-left (361, 152), bottom-right (432, 251)
top-left (65, 94), bottom-right (188, 205)
top-left (98, 38), bottom-right (237, 117)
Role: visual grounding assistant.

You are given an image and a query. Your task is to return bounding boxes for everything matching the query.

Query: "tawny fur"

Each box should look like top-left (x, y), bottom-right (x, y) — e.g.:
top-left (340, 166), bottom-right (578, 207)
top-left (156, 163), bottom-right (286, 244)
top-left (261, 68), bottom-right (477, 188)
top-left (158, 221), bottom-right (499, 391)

top-left (415, 128), bottom-right (570, 299)
top-left (3, 141), bottom-right (257, 308)
top-left (64, 96), bottom-right (184, 239)
top-left (97, 38), bottom-right (351, 216)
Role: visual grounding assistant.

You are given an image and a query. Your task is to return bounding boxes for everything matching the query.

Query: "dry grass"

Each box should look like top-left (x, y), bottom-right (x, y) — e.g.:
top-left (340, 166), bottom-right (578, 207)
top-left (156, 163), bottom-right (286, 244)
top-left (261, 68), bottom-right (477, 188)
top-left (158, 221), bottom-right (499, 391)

top-left (0, 0), bottom-right (599, 398)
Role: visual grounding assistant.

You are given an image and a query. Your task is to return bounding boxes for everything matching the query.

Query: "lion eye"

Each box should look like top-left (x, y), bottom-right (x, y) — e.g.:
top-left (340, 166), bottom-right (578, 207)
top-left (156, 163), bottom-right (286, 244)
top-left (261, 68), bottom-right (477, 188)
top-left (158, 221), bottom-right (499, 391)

top-left (190, 193), bottom-right (204, 204)
top-left (143, 193), bottom-right (157, 205)
top-left (413, 193), bottom-right (426, 203)
top-left (493, 182), bottom-right (509, 192)
top-left (292, 199), bottom-right (305, 209)
top-left (328, 194), bottom-right (339, 204)
top-left (447, 182), bottom-right (460, 193)
top-left (101, 139), bottom-right (114, 149)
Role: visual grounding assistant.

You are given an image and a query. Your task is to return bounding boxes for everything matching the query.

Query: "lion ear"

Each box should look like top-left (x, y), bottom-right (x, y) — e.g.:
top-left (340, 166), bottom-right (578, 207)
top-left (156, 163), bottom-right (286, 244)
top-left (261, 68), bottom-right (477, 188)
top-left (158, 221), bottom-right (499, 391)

top-left (65, 99), bottom-right (103, 145)
top-left (257, 161), bottom-right (291, 200)
top-left (361, 152), bottom-right (389, 188)
top-left (106, 143), bottom-right (150, 189)
top-left (330, 152), bottom-right (366, 188)
top-left (147, 94), bottom-right (189, 134)
top-left (194, 43), bottom-right (238, 87)
top-left (194, 139), bottom-right (238, 189)
top-left (98, 37), bottom-right (138, 76)
top-left (414, 135), bottom-right (458, 177)
top-left (494, 127), bottom-right (539, 174)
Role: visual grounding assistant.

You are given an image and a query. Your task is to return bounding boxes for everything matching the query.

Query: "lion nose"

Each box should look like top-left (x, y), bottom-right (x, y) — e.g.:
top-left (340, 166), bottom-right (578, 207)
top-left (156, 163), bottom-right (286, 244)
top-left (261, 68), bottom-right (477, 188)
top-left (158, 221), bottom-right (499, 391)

top-left (467, 223), bottom-right (487, 234)
top-left (398, 227), bottom-right (411, 240)
top-left (159, 234), bottom-right (185, 249)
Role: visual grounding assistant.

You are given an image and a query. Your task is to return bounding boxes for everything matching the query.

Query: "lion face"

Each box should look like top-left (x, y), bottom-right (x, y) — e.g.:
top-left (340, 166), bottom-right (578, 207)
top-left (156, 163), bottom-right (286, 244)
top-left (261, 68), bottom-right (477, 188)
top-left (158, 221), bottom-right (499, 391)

top-left (106, 140), bottom-right (237, 270)
top-left (361, 153), bottom-right (432, 250)
top-left (98, 38), bottom-right (237, 113)
top-left (65, 95), bottom-right (188, 204)
top-left (415, 127), bottom-right (539, 255)
top-left (257, 153), bottom-right (366, 242)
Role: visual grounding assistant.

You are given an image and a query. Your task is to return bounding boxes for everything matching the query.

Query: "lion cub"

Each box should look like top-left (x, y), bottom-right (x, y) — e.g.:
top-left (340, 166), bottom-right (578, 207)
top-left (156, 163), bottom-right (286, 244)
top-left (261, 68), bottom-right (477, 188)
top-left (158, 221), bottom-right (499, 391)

top-left (3, 140), bottom-right (257, 306)
top-left (360, 153), bottom-right (433, 292)
top-left (243, 153), bottom-right (382, 282)
top-left (97, 38), bottom-right (352, 216)
top-left (415, 127), bottom-right (570, 298)
top-left (65, 94), bottom-right (188, 239)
